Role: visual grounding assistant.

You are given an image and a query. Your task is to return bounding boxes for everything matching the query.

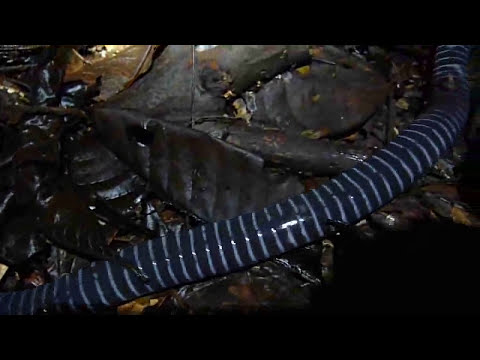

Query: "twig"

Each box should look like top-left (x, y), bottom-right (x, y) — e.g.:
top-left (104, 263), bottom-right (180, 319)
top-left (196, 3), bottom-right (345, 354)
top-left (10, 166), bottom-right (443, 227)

top-left (71, 48), bottom-right (92, 65)
top-left (312, 58), bottom-right (337, 66)
top-left (0, 64), bottom-right (36, 73)
top-left (122, 45), bottom-right (155, 90)
top-left (273, 258), bottom-right (323, 285)
top-left (4, 104), bottom-right (88, 119)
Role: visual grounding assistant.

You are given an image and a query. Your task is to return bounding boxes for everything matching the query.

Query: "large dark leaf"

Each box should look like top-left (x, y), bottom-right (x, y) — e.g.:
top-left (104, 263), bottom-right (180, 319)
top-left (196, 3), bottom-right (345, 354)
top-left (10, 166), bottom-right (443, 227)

top-left (195, 120), bottom-right (368, 176)
top-left (39, 180), bottom-right (116, 260)
top-left (99, 45), bottom-right (312, 125)
top-left (245, 60), bottom-right (390, 138)
top-left (94, 108), bottom-right (304, 222)
top-left (0, 212), bottom-right (48, 266)
top-left (64, 126), bottom-right (167, 236)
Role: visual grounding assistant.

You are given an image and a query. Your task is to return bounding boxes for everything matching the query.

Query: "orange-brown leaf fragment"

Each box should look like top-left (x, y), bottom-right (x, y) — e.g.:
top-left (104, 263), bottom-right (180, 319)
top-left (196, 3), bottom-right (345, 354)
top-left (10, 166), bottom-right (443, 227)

top-left (451, 206), bottom-right (473, 226)
top-left (209, 60), bottom-right (220, 70)
top-left (117, 296), bottom-right (151, 315)
top-left (343, 132), bottom-right (359, 142)
top-left (0, 264), bottom-right (8, 282)
top-left (65, 45), bottom-right (156, 102)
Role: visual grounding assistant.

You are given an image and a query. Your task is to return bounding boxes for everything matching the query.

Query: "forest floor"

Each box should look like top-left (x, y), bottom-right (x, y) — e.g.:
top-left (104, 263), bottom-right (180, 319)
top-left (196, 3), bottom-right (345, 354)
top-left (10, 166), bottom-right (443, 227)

top-left (0, 45), bottom-right (479, 315)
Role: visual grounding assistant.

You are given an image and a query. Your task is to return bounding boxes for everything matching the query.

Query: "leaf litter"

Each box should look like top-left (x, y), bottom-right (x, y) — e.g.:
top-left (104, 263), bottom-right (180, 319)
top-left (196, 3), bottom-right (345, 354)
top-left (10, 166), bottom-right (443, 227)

top-left (0, 45), bottom-right (479, 315)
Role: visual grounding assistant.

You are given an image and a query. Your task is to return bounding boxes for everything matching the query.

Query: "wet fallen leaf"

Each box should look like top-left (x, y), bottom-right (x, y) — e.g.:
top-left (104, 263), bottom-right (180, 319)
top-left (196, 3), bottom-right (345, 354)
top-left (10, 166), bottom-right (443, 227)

top-left (65, 45), bottom-right (157, 102)
top-left (94, 109), bottom-right (304, 222)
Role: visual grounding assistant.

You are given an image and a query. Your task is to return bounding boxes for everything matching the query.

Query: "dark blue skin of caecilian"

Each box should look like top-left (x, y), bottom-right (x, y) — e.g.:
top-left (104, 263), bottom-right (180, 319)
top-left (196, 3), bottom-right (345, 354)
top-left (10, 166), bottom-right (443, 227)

top-left (0, 45), bottom-right (471, 315)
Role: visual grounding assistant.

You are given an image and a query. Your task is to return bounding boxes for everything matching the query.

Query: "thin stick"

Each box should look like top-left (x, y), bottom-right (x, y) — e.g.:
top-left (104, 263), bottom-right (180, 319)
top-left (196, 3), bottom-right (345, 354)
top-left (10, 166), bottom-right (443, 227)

top-left (190, 45), bottom-right (196, 127)
top-left (0, 64), bottom-right (36, 73)
top-left (71, 48), bottom-right (92, 65)
top-left (385, 95), bottom-right (395, 144)
top-left (4, 104), bottom-right (88, 119)
top-left (123, 45), bottom-right (155, 90)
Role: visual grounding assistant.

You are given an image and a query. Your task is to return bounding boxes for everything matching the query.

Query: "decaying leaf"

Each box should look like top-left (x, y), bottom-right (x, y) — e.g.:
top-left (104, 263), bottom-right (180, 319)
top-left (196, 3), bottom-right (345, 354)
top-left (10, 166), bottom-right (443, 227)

top-left (224, 124), bottom-right (367, 176)
top-left (248, 60), bottom-right (390, 137)
top-left (65, 45), bottom-right (158, 102)
top-left (100, 45), bottom-right (312, 125)
top-left (40, 182), bottom-right (117, 261)
top-left (0, 212), bottom-right (48, 266)
top-left (94, 108), bottom-right (304, 222)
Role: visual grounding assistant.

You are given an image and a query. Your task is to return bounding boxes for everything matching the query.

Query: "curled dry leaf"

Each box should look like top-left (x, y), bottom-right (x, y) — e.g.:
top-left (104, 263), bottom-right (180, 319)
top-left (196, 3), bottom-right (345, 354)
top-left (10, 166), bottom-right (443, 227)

top-left (94, 108), bottom-right (304, 222)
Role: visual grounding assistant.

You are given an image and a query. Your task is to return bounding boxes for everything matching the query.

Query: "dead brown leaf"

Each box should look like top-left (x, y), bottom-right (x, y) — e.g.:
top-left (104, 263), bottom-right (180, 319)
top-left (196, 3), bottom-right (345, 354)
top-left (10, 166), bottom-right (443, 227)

top-left (0, 263), bottom-right (8, 282)
top-left (451, 205), bottom-right (477, 226)
top-left (343, 132), bottom-right (359, 142)
top-left (117, 295), bottom-right (151, 315)
top-left (65, 45), bottom-right (157, 102)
